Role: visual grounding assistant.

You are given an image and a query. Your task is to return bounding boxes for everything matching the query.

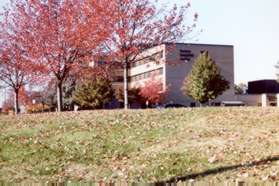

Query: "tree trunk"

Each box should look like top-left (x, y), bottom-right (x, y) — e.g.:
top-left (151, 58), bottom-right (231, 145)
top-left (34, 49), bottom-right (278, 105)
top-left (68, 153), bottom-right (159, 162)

top-left (14, 88), bottom-right (19, 115)
top-left (57, 81), bottom-right (63, 112)
top-left (123, 61), bottom-right (129, 109)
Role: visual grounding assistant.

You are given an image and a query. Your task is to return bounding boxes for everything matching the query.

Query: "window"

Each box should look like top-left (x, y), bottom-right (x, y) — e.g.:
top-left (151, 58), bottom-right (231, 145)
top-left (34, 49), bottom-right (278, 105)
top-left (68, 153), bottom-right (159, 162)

top-left (158, 51), bottom-right (163, 59)
top-left (190, 102), bottom-right (196, 107)
top-left (212, 102), bottom-right (221, 106)
top-left (113, 76), bottom-right (124, 82)
top-left (131, 51), bottom-right (164, 68)
top-left (144, 72), bottom-right (149, 78)
top-left (158, 68), bottom-right (163, 75)
top-left (98, 61), bottom-right (106, 65)
top-left (129, 68), bottom-right (164, 82)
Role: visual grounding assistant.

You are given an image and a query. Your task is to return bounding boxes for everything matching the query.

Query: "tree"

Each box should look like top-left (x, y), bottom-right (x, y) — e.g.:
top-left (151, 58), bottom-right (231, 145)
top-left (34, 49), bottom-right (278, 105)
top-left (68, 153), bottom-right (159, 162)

top-left (234, 83), bottom-right (247, 95)
top-left (0, 88), bottom-right (28, 113)
top-left (115, 87), bottom-right (142, 107)
top-left (182, 51), bottom-right (230, 105)
top-left (4, 0), bottom-right (113, 112)
top-left (39, 78), bottom-right (57, 111)
top-left (73, 76), bottom-right (114, 110)
top-left (0, 49), bottom-right (29, 114)
top-left (0, 23), bottom-right (38, 114)
top-left (62, 76), bottom-right (77, 111)
top-left (104, 0), bottom-right (197, 109)
top-left (139, 78), bottom-right (167, 107)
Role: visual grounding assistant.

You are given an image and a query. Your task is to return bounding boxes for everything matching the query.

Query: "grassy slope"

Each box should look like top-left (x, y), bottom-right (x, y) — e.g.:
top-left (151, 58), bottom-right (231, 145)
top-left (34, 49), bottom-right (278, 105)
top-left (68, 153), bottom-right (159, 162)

top-left (0, 108), bottom-right (279, 182)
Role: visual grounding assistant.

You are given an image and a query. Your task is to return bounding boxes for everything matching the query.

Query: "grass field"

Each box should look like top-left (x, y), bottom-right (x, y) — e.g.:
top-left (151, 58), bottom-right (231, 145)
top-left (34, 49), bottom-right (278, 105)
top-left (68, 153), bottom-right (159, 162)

top-left (1, 108), bottom-right (279, 183)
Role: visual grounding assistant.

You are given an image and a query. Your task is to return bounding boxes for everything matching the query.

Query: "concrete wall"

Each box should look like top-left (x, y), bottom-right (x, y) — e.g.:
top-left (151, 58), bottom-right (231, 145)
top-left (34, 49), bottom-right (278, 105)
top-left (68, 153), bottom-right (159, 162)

top-left (128, 45), bottom-right (166, 89)
top-left (164, 43), bottom-right (235, 106)
top-left (235, 94), bottom-right (262, 106)
top-left (235, 94), bottom-right (279, 107)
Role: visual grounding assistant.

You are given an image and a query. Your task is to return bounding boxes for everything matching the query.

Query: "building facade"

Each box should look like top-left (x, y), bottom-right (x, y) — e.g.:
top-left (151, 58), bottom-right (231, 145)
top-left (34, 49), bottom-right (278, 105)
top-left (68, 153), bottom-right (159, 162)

top-left (126, 43), bottom-right (235, 106)
top-left (90, 44), bottom-right (279, 108)
top-left (236, 80), bottom-right (279, 107)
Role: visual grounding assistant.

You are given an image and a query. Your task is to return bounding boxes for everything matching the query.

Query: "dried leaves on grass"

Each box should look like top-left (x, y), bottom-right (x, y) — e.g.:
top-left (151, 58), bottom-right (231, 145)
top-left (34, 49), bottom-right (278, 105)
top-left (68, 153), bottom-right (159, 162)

top-left (0, 108), bottom-right (279, 182)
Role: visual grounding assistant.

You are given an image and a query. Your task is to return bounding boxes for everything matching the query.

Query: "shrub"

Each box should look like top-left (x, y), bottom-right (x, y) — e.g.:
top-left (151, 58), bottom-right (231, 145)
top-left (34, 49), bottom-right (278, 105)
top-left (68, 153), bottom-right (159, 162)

top-left (182, 51), bottom-right (230, 105)
top-left (115, 87), bottom-right (142, 105)
top-left (26, 103), bottom-right (50, 113)
top-left (139, 78), bottom-right (167, 106)
top-left (73, 76), bottom-right (114, 110)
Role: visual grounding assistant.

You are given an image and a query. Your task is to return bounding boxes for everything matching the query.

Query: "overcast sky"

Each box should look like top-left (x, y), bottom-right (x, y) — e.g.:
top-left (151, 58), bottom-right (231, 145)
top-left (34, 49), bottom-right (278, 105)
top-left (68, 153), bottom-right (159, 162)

top-left (1, 0), bottom-right (279, 105)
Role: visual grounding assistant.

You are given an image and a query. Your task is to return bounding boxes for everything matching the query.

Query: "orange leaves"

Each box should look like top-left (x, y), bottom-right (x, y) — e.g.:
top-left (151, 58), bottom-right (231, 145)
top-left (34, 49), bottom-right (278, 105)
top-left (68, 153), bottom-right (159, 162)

top-left (105, 0), bottom-right (195, 59)
top-left (0, 0), bottom-right (117, 111)
top-left (102, 0), bottom-right (195, 107)
top-left (0, 0), bottom-right (197, 111)
top-left (0, 0), bottom-right (48, 96)
top-left (6, 0), bottom-right (112, 79)
top-left (139, 78), bottom-right (167, 105)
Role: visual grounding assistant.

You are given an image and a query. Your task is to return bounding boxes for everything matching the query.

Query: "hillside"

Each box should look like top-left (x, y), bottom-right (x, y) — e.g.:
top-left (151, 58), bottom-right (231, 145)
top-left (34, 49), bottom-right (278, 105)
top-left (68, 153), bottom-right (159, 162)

top-left (0, 108), bottom-right (279, 183)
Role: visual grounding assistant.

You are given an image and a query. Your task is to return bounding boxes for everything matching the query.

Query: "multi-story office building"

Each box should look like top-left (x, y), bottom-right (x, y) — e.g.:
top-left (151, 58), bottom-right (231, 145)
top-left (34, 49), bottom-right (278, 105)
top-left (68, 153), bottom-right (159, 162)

top-left (127, 42), bottom-right (235, 106)
top-left (92, 42), bottom-right (235, 107)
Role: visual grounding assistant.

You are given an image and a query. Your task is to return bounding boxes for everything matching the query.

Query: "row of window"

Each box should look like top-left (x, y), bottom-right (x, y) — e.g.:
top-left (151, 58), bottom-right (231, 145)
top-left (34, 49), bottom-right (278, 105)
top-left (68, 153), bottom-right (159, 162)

top-left (93, 49), bottom-right (198, 70)
top-left (130, 51), bottom-right (164, 68)
top-left (129, 68), bottom-right (163, 82)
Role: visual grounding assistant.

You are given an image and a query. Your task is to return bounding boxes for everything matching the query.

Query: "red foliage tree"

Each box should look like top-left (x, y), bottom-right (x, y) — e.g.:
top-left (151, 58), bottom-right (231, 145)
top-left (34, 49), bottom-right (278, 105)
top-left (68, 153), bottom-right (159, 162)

top-left (1, 88), bottom-right (28, 113)
top-left (3, 0), bottom-right (114, 112)
top-left (0, 9), bottom-right (41, 114)
top-left (139, 78), bottom-right (167, 106)
top-left (0, 49), bottom-right (29, 114)
top-left (104, 0), bottom-right (197, 109)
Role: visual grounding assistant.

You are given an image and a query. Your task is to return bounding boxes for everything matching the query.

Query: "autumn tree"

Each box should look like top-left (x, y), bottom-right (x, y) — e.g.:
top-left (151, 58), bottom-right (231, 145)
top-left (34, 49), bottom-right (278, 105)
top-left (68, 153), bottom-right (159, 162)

top-left (0, 11), bottom-right (39, 114)
top-left (139, 78), bottom-right (167, 107)
top-left (4, 0), bottom-right (113, 112)
top-left (182, 51), bottom-right (230, 105)
top-left (0, 87), bottom-right (29, 114)
top-left (0, 50), bottom-right (28, 114)
top-left (104, 0), bottom-right (197, 109)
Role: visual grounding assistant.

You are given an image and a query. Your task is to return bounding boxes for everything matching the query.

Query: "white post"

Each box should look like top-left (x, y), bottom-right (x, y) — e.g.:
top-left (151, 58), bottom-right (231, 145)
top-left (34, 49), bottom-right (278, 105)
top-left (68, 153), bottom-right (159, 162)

top-left (74, 105), bottom-right (79, 112)
top-left (277, 94), bottom-right (279, 107)
top-left (261, 94), bottom-right (268, 107)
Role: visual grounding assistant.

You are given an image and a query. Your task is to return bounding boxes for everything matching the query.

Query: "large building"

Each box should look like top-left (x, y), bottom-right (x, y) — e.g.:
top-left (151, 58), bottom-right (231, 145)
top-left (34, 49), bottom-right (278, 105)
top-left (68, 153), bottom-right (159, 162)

top-left (236, 79), bottom-right (279, 107)
top-left (247, 80), bottom-right (279, 94)
top-left (124, 42), bottom-right (235, 107)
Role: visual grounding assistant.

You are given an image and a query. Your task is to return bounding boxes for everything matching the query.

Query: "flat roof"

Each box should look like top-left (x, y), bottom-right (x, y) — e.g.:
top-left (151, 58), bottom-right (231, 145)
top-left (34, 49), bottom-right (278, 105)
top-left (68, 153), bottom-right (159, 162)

top-left (248, 79), bottom-right (277, 83)
top-left (163, 42), bottom-right (234, 47)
